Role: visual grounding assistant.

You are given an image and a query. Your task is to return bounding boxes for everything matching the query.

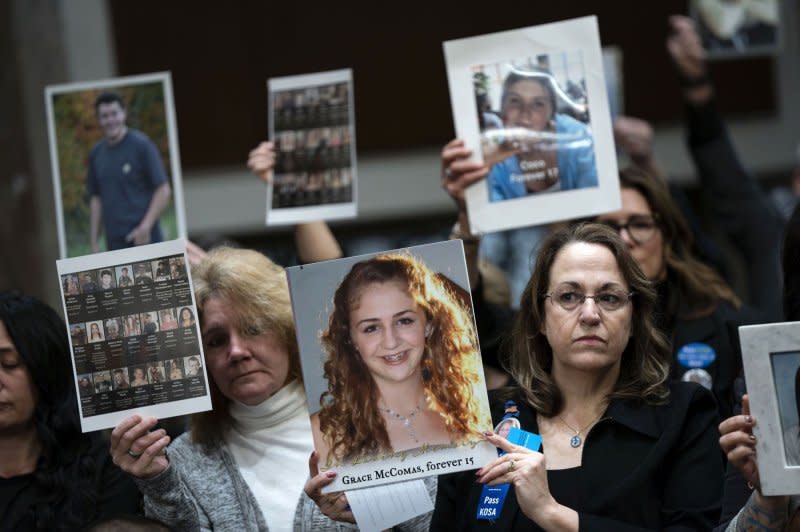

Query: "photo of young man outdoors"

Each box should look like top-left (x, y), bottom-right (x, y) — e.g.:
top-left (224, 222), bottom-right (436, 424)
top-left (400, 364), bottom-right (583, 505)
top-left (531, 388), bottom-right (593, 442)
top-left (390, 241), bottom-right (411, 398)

top-left (88, 91), bottom-right (172, 252)
top-left (46, 73), bottom-right (186, 258)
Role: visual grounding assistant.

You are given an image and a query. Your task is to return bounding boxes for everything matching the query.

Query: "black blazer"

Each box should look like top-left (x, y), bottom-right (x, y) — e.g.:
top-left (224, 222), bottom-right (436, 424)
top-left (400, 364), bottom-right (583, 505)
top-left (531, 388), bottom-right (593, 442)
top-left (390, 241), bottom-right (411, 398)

top-left (431, 382), bottom-right (723, 531)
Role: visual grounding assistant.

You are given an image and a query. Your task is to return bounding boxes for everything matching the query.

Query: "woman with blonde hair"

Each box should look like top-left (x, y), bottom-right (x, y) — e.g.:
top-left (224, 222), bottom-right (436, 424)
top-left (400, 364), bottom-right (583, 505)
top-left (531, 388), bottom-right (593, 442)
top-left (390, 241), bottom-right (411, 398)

top-left (110, 248), bottom-right (307, 530)
top-left (108, 143), bottom-right (433, 529)
top-left (312, 253), bottom-right (489, 467)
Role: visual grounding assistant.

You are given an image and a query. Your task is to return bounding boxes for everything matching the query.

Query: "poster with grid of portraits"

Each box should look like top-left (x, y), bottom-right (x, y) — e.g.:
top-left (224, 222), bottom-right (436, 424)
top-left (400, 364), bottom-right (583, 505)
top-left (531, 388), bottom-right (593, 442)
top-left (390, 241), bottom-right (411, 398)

top-left (57, 239), bottom-right (211, 432)
top-left (267, 68), bottom-right (357, 225)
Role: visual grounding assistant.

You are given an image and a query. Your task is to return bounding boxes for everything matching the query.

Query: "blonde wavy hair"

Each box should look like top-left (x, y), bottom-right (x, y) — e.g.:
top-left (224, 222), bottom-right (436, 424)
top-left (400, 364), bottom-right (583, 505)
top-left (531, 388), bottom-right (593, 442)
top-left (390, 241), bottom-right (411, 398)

top-left (188, 247), bottom-right (300, 445)
top-left (318, 253), bottom-right (489, 465)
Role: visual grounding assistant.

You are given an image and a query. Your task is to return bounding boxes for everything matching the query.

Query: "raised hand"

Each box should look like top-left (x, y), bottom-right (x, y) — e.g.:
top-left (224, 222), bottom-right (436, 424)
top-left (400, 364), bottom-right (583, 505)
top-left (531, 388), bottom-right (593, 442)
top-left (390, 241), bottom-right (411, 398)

top-left (248, 141), bottom-right (276, 184)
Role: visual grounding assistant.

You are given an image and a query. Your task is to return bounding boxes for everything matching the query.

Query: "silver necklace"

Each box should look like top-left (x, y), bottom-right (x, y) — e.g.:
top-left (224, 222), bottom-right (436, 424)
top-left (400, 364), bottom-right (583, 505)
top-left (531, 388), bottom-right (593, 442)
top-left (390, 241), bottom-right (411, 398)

top-left (557, 413), bottom-right (602, 448)
top-left (383, 401), bottom-right (423, 443)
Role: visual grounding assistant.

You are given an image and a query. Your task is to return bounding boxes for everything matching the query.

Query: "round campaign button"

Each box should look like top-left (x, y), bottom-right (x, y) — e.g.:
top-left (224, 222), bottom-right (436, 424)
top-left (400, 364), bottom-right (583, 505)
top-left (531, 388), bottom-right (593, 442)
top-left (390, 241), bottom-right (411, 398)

top-left (681, 368), bottom-right (713, 390)
top-left (676, 342), bottom-right (716, 369)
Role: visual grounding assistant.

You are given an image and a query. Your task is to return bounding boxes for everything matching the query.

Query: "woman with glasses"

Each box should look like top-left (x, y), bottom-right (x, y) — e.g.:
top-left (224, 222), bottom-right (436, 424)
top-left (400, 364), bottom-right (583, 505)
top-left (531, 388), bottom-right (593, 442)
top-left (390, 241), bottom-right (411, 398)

top-left (432, 223), bottom-right (723, 530)
top-left (594, 166), bottom-right (746, 420)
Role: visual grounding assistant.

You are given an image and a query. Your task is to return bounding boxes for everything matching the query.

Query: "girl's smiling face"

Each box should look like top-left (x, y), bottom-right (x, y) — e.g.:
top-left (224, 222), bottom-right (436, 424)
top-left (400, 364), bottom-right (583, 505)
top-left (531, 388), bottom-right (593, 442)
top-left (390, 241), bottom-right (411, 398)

top-left (349, 281), bottom-right (429, 387)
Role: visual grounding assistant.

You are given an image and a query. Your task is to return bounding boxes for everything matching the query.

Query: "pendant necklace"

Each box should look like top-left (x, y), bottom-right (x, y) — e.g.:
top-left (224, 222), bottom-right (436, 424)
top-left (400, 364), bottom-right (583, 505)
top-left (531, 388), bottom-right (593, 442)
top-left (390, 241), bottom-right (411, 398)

top-left (557, 413), bottom-right (603, 448)
top-left (383, 400), bottom-right (423, 443)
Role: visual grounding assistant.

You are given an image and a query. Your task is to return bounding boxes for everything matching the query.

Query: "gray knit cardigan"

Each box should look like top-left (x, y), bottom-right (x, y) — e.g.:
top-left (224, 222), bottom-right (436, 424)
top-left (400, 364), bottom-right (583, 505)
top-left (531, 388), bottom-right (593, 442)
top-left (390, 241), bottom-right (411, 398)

top-left (134, 431), bottom-right (435, 531)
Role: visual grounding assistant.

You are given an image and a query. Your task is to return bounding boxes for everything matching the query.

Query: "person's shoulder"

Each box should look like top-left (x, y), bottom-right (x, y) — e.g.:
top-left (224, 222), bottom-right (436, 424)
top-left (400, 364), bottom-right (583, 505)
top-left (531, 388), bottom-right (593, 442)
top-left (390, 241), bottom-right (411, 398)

top-left (488, 154), bottom-right (519, 177)
top-left (720, 301), bottom-right (770, 326)
top-left (163, 430), bottom-right (224, 472)
top-left (662, 380), bottom-right (718, 418)
top-left (167, 430), bottom-right (201, 456)
top-left (554, 113), bottom-right (590, 133)
top-left (89, 138), bottom-right (108, 157)
top-left (126, 128), bottom-right (151, 142)
top-left (126, 129), bottom-right (159, 150)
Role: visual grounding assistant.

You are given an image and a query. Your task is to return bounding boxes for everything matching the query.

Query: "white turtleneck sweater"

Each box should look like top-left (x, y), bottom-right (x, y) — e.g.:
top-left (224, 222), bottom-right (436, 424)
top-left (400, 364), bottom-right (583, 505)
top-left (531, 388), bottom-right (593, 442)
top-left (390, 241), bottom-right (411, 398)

top-left (225, 380), bottom-right (315, 532)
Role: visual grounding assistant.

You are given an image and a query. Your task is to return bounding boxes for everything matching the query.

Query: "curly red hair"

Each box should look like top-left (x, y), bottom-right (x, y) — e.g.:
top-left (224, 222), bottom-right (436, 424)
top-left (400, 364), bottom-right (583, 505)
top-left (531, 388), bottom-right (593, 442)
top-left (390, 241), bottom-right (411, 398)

top-left (318, 252), bottom-right (490, 466)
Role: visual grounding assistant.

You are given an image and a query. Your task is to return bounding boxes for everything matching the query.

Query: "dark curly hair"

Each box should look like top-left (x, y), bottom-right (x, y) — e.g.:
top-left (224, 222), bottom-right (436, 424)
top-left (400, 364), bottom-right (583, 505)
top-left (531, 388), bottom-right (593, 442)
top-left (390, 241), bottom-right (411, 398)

top-left (0, 291), bottom-right (116, 529)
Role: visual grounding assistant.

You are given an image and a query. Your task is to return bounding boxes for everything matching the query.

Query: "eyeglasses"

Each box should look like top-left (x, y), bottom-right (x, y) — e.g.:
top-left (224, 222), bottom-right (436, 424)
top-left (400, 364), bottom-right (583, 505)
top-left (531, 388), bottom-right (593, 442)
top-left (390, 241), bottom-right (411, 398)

top-left (598, 215), bottom-right (659, 245)
top-left (543, 288), bottom-right (634, 312)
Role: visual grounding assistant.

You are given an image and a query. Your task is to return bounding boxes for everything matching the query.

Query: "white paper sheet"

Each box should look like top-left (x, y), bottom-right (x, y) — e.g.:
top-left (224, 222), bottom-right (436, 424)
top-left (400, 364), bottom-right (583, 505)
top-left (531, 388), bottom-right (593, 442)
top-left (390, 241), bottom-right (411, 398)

top-left (347, 479), bottom-right (433, 532)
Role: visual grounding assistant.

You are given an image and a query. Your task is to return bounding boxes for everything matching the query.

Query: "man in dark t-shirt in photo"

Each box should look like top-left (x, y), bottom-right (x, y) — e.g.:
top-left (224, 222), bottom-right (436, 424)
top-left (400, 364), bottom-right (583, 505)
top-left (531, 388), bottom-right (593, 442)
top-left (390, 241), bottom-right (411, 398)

top-left (87, 91), bottom-right (172, 252)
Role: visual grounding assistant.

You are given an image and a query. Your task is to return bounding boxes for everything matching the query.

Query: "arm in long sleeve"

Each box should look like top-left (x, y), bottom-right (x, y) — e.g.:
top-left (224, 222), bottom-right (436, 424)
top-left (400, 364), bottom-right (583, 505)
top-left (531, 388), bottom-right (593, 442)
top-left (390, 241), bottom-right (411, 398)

top-left (687, 100), bottom-right (783, 320)
top-left (134, 464), bottom-right (207, 532)
top-left (294, 221), bottom-right (342, 264)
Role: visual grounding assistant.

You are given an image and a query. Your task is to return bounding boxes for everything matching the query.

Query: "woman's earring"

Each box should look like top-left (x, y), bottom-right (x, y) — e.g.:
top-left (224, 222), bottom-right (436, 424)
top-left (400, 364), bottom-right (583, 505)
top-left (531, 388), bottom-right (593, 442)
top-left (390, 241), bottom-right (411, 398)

top-left (422, 367), bottom-right (432, 382)
top-left (425, 324), bottom-right (432, 338)
top-left (421, 346), bottom-right (433, 382)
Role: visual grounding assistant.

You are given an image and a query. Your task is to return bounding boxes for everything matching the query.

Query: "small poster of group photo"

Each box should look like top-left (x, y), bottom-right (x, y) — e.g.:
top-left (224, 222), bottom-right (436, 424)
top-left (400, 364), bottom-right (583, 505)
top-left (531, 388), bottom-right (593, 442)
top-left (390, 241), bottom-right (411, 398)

top-left (45, 72), bottom-right (187, 259)
top-left (286, 239), bottom-right (495, 492)
top-left (267, 68), bottom-right (357, 225)
top-left (57, 239), bottom-right (210, 432)
top-left (690, 0), bottom-right (780, 58)
top-left (444, 16), bottom-right (620, 234)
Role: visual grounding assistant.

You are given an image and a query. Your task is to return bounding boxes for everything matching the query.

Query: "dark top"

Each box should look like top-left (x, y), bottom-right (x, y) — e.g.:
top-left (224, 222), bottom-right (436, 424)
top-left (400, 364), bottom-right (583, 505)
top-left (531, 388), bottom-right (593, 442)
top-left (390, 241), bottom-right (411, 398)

top-left (136, 276), bottom-right (155, 286)
top-left (0, 434), bottom-right (141, 531)
top-left (432, 382), bottom-right (723, 531)
top-left (657, 280), bottom-right (765, 422)
top-left (548, 467), bottom-right (581, 514)
top-left (87, 129), bottom-right (168, 249)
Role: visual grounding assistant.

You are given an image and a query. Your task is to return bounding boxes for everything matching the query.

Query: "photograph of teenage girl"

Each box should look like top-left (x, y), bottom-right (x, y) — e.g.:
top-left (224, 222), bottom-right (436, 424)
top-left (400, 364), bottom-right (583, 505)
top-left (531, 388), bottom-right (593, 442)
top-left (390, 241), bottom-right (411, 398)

top-left (309, 252), bottom-right (491, 467)
top-left (474, 53), bottom-right (597, 201)
top-left (179, 307), bottom-right (196, 328)
top-left (88, 321), bottom-right (105, 343)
